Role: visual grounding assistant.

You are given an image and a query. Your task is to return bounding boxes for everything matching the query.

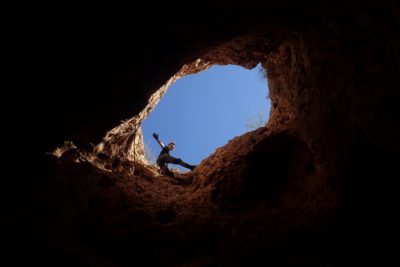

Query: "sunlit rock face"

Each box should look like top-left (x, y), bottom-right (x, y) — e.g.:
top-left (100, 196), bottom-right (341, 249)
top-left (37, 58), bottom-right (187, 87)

top-left (6, 1), bottom-right (399, 266)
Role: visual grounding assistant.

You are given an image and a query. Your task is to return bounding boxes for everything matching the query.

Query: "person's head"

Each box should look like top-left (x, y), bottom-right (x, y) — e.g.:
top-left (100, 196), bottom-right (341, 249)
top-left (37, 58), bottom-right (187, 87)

top-left (168, 142), bottom-right (175, 150)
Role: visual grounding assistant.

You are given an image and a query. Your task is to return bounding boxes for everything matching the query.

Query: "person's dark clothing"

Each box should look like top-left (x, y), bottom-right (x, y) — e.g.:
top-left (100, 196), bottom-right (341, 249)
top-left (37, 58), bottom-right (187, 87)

top-left (156, 146), bottom-right (196, 177)
top-left (157, 146), bottom-right (171, 163)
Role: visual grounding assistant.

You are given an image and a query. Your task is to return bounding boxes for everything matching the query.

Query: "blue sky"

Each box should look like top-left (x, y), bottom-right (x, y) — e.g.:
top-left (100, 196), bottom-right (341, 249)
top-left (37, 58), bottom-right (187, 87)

top-left (141, 64), bottom-right (270, 171)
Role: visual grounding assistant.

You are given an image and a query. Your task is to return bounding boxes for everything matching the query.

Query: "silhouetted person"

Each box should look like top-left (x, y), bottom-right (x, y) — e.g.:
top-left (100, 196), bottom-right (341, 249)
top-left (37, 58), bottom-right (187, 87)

top-left (152, 132), bottom-right (197, 177)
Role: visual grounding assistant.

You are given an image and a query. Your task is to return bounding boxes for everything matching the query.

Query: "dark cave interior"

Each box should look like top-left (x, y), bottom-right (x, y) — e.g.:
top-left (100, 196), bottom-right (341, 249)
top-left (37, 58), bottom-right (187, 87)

top-left (4, 1), bottom-right (400, 266)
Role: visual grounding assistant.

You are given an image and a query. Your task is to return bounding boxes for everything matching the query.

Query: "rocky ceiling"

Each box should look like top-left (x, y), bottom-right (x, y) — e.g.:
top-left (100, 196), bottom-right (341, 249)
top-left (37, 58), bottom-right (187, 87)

top-left (4, 1), bottom-right (400, 266)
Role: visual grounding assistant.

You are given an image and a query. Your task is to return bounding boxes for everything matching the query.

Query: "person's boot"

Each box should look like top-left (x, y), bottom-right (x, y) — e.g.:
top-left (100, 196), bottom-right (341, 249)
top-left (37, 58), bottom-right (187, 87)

top-left (179, 161), bottom-right (197, 171)
top-left (189, 165), bottom-right (198, 171)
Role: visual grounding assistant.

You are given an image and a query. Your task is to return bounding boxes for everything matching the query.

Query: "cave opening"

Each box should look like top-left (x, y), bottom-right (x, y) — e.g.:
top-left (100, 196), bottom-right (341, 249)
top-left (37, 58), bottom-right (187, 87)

top-left (141, 63), bottom-right (271, 172)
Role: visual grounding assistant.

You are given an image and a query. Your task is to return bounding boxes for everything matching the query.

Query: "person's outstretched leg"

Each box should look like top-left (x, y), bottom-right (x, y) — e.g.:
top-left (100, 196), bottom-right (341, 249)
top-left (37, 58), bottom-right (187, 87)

top-left (181, 162), bottom-right (197, 171)
top-left (165, 155), bottom-right (197, 171)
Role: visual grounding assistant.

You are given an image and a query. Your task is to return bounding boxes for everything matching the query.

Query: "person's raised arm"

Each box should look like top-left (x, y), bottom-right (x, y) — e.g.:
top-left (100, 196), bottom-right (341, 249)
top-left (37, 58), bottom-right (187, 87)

top-left (152, 132), bottom-right (165, 148)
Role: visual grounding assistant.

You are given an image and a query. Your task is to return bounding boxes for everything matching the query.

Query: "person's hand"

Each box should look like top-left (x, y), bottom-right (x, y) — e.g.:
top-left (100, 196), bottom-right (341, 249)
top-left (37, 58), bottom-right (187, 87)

top-left (152, 133), bottom-right (159, 140)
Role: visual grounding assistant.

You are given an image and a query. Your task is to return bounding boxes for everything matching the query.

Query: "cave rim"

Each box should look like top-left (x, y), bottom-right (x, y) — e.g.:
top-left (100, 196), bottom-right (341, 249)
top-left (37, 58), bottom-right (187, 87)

top-left (86, 46), bottom-right (276, 174)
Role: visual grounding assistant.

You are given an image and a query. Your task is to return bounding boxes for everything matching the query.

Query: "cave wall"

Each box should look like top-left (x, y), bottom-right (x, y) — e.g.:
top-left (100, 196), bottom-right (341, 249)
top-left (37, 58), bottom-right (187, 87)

top-left (4, 0), bottom-right (400, 266)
